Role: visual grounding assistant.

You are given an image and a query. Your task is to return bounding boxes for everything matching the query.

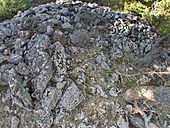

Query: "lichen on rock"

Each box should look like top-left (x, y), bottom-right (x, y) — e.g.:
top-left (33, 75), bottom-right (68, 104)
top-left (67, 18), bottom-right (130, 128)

top-left (0, 0), bottom-right (169, 128)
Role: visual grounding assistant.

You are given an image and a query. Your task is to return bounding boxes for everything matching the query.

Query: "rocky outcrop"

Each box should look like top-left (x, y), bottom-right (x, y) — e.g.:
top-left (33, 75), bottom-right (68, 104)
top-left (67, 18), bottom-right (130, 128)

top-left (0, 1), bottom-right (169, 128)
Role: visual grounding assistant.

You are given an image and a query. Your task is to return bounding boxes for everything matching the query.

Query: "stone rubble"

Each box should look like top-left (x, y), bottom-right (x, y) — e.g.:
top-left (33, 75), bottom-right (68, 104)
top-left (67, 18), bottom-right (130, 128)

top-left (0, 0), bottom-right (169, 128)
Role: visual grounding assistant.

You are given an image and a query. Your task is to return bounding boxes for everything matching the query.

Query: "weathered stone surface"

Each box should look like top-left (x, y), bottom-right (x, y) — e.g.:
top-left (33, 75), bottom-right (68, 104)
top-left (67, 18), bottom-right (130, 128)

top-left (61, 22), bottom-right (73, 31)
top-left (70, 29), bottom-right (90, 46)
top-left (0, 0), bottom-right (167, 127)
top-left (58, 82), bottom-right (85, 111)
top-left (11, 116), bottom-right (20, 128)
top-left (15, 62), bottom-right (30, 75)
top-left (27, 34), bottom-right (50, 50)
top-left (51, 41), bottom-right (66, 75)
top-left (42, 87), bottom-right (62, 112)
top-left (95, 52), bottom-right (109, 69)
top-left (31, 56), bottom-right (53, 100)
top-left (33, 109), bottom-right (53, 128)
top-left (129, 115), bottom-right (145, 128)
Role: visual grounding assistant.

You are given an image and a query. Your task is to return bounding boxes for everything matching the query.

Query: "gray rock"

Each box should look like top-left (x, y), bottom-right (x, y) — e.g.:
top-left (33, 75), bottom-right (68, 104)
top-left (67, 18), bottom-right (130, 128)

top-left (20, 16), bottom-right (39, 30)
top-left (0, 1), bottom-right (161, 127)
top-left (57, 0), bottom-right (73, 4)
top-left (70, 29), bottom-right (90, 45)
top-left (0, 43), bottom-right (6, 52)
top-left (148, 123), bottom-right (159, 128)
top-left (11, 116), bottom-right (20, 128)
top-left (95, 52), bottom-right (109, 69)
top-left (110, 48), bottom-right (123, 59)
top-left (95, 7), bottom-right (105, 15)
top-left (95, 84), bottom-right (108, 98)
top-left (87, 3), bottom-right (98, 8)
top-left (129, 115), bottom-right (145, 128)
top-left (61, 16), bottom-right (71, 23)
top-left (154, 87), bottom-right (170, 108)
top-left (51, 41), bottom-right (67, 75)
top-left (16, 84), bottom-right (33, 108)
top-left (123, 28), bottom-right (131, 36)
top-left (47, 25), bottom-right (54, 36)
top-left (54, 106), bottom-right (69, 124)
top-left (35, 23), bottom-right (47, 33)
top-left (52, 29), bottom-right (67, 43)
top-left (15, 63), bottom-right (30, 75)
top-left (105, 12), bottom-right (114, 19)
top-left (47, 18), bottom-right (60, 25)
top-left (110, 73), bottom-right (119, 83)
top-left (8, 69), bottom-right (33, 109)
top-left (27, 34), bottom-right (50, 51)
top-left (0, 54), bottom-right (8, 63)
top-left (36, 7), bottom-right (48, 14)
top-left (59, 8), bottom-right (70, 15)
top-left (78, 123), bottom-right (96, 128)
top-left (0, 64), bottom-right (15, 86)
top-left (144, 43), bottom-right (152, 54)
top-left (55, 79), bottom-right (67, 90)
top-left (26, 50), bottom-right (51, 74)
top-left (109, 88), bottom-right (119, 97)
top-left (61, 22), bottom-right (73, 31)
top-left (80, 12), bottom-right (98, 24)
top-left (36, 13), bottom-right (51, 21)
top-left (71, 67), bottom-right (86, 85)
top-left (0, 30), bottom-right (5, 40)
top-left (59, 82), bottom-right (85, 111)
top-left (75, 23), bottom-right (82, 28)
top-left (33, 109), bottom-right (53, 128)
top-left (1, 27), bottom-right (12, 37)
top-left (31, 56), bottom-right (53, 100)
top-left (19, 30), bottom-right (33, 40)
top-left (117, 115), bottom-right (129, 128)
top-left (14, 38), bottom-right (25, 50)
top-left (8, 54), bottom-right (23, 64)
top-left (42, 87), bottom-right (62, 112)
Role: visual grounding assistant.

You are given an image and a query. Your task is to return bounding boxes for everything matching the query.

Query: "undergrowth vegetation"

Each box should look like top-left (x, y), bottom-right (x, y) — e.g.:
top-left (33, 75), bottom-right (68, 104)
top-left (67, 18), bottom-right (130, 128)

top-left (0, 0), bottom-right (31, 20)
top-left (124, 0), bottom-right (170, 35)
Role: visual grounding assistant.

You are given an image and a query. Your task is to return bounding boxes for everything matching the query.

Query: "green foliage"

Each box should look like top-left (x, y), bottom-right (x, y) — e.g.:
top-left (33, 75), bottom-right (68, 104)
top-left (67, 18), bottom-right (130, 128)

top-left (142, 0), bottom-right (154, 2)
top-left (124, 2), bottom-right (150, 17)
top-left (124, 0), bottom-right (170, 35)
top-left (141, 0), bottom-right (154, 6)
top-left (149, 14), bottom-right (170, 35)
top-left (0, 0), bottom-right (31, 19)
top-left (104, 0), bottom-right (125, 10)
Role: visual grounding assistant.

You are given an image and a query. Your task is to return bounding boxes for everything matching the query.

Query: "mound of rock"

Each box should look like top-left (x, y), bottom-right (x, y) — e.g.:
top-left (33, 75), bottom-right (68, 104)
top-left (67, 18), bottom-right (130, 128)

top-left (1, 1), bottom-right (169, 128)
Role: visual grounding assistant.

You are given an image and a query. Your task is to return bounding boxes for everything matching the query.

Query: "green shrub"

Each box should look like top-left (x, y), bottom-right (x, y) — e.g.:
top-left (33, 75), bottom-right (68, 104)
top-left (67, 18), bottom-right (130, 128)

top-left (148, 0), bottom-right (170, 35)
top-left (124, 0), bottom-right (170, 35)
top-left (141, 0), bottom-right (154, 6)
top-left (124, 2), bottom-right (150, 17)
top-left (0, 0), bottom-right (31, 19)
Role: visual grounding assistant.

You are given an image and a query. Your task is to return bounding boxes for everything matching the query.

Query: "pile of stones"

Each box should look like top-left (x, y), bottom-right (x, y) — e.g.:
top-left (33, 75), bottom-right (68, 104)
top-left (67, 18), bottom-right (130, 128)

top-left (0, 0), bottom-right (169, 128)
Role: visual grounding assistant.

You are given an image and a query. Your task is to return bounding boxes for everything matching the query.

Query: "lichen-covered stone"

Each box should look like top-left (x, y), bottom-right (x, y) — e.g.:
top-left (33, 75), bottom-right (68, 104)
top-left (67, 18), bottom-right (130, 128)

top-left (42, 87), bottom-right (62, 112)
top-left (15, 62), bottom-right (30, 75)
top-left (58, 82), bottom-right (85, 111)
top-left (33, 109), bottom-right (53, 128)
top-left (0, 0), bottom-right (165, 127)
top-left (11, 116), bottom-right (20, 128)
top-left (70, 29), bottom-right (90, 46)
